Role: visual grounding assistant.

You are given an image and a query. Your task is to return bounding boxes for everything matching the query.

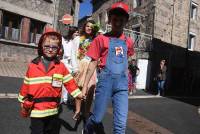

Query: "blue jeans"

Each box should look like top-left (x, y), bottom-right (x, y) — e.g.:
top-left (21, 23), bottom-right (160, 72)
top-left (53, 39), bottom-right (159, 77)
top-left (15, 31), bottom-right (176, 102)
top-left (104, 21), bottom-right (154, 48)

top-left (84, 69), bottom-right (128, 134)
top-left (157, 80), bottom-right (165, 94)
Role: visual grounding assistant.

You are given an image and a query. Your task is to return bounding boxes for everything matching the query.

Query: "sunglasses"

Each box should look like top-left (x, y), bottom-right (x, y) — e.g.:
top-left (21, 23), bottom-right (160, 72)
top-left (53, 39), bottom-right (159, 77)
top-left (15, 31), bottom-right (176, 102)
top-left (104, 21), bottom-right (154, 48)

top-left (43, 45), bottom-right (59, 51)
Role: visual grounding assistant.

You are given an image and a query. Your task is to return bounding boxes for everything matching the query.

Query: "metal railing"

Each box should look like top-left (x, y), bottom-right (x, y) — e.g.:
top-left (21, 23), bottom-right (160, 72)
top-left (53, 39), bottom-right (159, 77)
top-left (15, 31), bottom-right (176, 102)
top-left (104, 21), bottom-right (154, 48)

top-left (106, 24), bottom-right (152, 52)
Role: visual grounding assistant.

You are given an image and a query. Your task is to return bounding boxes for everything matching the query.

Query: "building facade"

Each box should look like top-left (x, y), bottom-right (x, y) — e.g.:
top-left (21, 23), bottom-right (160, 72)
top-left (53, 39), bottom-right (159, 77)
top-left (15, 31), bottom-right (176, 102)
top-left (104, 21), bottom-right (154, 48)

top-left (0, 0), bottom-right (83, 62)
top-left (91, 0), bottom-right (200, 97)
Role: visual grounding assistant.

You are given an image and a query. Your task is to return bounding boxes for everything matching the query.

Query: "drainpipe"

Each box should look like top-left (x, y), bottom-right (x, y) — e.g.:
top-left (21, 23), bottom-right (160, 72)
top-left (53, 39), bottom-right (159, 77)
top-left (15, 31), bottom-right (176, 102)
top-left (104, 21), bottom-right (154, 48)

top-left (185, 0), bottom-right (192, 95)
top-left (171, 0), bottom-right (175, 44)
top-left (53, 0), bottom-right (58, 29)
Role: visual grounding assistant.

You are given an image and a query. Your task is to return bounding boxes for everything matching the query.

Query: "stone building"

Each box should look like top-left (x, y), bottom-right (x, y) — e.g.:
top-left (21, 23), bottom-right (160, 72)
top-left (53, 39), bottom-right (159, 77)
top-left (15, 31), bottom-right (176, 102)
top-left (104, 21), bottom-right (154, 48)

top-left (0, 0), bottom-right (83, 62)
top-left (91, 0), bottom-right (200, 97)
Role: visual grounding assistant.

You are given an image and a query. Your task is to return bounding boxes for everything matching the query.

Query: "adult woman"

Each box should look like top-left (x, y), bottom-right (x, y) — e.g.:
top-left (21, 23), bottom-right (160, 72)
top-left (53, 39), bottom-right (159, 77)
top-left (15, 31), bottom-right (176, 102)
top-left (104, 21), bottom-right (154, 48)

top-left (72, 20), bottom-right (97, 120)
top-left (156, 59), bottom-right (167, 96)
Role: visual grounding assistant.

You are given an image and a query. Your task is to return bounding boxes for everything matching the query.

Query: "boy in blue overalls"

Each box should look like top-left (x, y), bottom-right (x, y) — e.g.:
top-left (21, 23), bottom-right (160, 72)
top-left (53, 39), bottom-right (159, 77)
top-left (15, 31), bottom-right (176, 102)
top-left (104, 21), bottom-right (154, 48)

top-left (82, 2), bottom-right (134, 134)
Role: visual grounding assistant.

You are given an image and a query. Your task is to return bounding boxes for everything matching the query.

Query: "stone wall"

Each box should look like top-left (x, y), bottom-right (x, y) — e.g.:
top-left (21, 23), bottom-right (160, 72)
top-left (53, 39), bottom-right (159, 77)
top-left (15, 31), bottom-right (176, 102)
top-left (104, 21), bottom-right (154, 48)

top-left (0, 0), bottom-right (54, 23)
top-left (1, 0), bottom-right (54, 17)
top-left (91, 0), bottom-right (112, 30)
top-left (0, 0), bottom-right (77, 26)
top-left (154, 0), bottom-right (190, 48)
top-left (0, 40), bottom-right (37, 63)
top-left (127, 0), bottom-right (155, 35)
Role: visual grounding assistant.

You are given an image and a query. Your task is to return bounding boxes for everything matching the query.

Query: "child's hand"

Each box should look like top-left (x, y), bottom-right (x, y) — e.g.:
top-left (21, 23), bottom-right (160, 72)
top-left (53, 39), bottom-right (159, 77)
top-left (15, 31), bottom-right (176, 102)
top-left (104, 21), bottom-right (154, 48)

top-left (72, 71), bottom-right (80, 77)
top-left (82, 86), bottom-right (88, 99)
top-left (76, 93), bottom-right (83, 100)
top-left (21, 103), bottom-right (24, 108)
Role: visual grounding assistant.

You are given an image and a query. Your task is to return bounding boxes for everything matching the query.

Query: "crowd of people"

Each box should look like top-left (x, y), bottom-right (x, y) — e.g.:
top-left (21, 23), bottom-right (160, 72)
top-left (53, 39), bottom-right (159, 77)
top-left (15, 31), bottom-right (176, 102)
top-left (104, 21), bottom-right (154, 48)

top-left (17, 2), bottom-right (165, 134)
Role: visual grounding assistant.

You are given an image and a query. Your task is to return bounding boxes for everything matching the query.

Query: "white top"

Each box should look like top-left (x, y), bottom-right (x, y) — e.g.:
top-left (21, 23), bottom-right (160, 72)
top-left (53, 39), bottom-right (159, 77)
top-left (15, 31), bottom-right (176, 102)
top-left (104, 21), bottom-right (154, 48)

top-left (62, 37), bottom-right (72, 59)
top-left (61, 36), bottom-right (80, 73)
top-left (71, 36), bottom-right (80, 72)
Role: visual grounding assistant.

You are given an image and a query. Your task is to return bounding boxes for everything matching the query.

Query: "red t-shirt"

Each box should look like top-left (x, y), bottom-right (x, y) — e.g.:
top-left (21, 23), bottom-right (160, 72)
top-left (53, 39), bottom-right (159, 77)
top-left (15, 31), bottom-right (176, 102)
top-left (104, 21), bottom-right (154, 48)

top-left (87, 33), bottom-right (134, 68)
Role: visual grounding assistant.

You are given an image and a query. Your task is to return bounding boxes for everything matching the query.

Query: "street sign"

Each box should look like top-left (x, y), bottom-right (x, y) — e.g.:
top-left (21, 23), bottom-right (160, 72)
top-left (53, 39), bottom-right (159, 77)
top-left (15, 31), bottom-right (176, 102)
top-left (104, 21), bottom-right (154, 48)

top-left (59, 14), bottom-right (73, 25)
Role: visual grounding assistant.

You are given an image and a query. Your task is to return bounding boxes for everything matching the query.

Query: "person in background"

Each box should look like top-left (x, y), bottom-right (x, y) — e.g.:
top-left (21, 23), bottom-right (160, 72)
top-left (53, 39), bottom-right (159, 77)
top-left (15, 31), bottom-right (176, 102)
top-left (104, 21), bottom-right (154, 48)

top-left (156, 59), bottom-right (167, 96)
top-left (71, 20), bottom-right (98, 121)
top-left (61, 26), bottom-right (79, 104)
top-left (128, 59), bottom-right (140, 95)
top-left (128, 68), bottom-right (134, 95)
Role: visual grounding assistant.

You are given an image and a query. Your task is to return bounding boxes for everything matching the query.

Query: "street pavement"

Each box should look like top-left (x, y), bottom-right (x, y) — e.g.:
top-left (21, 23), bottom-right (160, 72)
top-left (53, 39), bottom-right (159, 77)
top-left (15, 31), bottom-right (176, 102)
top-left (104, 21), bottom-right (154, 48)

top-left (0, 62), bottom-right (200, 134)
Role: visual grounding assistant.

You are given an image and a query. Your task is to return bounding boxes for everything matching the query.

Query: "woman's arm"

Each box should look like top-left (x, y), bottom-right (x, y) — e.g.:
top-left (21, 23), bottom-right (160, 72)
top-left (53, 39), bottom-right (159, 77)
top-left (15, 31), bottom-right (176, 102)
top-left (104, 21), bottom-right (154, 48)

top-left (82, 60), bottom-right (98, 97)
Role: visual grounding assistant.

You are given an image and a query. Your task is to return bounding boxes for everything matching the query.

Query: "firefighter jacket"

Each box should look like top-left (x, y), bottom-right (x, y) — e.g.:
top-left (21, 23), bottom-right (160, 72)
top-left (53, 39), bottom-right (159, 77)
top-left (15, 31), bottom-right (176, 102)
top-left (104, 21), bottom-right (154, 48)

top-left (18, 59), bottom-right (81, 118)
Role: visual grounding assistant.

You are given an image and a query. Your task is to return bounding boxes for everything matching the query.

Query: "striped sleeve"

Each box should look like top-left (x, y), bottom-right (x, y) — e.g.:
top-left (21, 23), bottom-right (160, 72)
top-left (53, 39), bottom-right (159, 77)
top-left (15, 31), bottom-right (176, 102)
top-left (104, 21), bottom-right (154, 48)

top-left (18, 65), bottom-right (31, 103)
top-left (62, 65), bottom-right (81, 98)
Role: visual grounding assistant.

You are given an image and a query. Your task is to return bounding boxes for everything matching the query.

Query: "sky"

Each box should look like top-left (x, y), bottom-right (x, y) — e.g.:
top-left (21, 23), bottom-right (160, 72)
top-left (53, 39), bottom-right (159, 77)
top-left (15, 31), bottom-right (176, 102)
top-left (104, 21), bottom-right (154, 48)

top-left (79, 0), bottom-right (93, 19)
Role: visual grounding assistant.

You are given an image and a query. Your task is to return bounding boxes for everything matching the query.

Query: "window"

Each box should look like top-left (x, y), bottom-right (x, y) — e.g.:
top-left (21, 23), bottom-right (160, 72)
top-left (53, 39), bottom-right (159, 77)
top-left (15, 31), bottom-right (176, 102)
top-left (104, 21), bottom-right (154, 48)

top-left (105, 11), bottom-right (108, 23)
top-left (132, 24), bottom-right (141, 33)
top-left (2, 11), bottom-right (22, 41)
top-left (133, 0), bottom-right (142, 8)
top-left (43, 0), bottom-right (53, 3)
top-left (188, 33), bottom-right (196, 51)
top-left (29, 19), bottom-right (45, 44)
top-left (71, 0), bottom-right (76, 16)
top-left (98, 13), bottom-right (103, 25)
top-left (191, 2), bottom-right (198, 20)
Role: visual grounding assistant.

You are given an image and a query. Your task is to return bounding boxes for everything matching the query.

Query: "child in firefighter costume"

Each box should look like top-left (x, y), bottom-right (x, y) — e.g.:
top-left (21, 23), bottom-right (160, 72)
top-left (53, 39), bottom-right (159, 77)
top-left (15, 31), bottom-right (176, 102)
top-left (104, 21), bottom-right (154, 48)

top-left (18, 28), bottom-right (83, 134)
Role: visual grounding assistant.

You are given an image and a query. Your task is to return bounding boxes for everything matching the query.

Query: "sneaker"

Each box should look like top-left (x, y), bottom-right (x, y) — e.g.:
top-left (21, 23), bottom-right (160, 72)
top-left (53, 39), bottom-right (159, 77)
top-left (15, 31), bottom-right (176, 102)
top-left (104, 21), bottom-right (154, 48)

top-left (82, 129), bottom-right (84, 134)
top-left (63, 100), bottom-right (68, 105)
top-left (72, 112), bottom-right (81, 121)
top-left (129, 91), bottom-right (133, 96)
top-left (156, 93), bottom-right (160, 96)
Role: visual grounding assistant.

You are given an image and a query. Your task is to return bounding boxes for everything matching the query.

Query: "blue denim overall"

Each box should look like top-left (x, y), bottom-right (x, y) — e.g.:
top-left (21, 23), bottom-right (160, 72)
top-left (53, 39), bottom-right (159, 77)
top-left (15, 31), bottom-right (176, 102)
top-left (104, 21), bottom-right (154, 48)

top-left (84, 38), bottom-right (129, 134)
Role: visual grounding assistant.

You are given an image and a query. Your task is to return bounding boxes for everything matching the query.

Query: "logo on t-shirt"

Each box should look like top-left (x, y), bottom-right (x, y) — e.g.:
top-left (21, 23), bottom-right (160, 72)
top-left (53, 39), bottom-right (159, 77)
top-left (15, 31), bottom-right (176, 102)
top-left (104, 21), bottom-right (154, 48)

top-left (115, 46), bottom-right (124, 57)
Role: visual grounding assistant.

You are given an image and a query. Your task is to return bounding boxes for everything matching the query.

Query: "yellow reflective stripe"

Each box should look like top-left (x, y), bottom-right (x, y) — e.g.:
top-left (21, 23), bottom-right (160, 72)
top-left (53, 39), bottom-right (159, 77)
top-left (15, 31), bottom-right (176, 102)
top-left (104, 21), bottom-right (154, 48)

top-left (24, 80), bottom-right (29, 84)
top-left (25, 76), bottom-right (52, 85)
top-left (24, 76), bottom-right (29, 84)
top-left (27, 76), bottom-right (52, 81)
top-left (53, 74), bottom-right (63, 79)
top-left (30, 108), bottom-right (58, 117)
top-left (63, 74), bottom-right (73, 83)
top-left (28, 80), bottom-right (52, 85)
top-left (24, 76), bottom-right (29, 81)
top-left (71, 88), bottom-right (81, 98)
top-left (18, 94), bottom-right (25, 103)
